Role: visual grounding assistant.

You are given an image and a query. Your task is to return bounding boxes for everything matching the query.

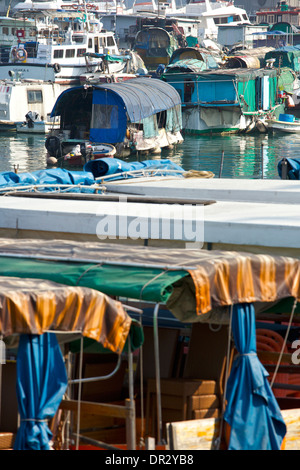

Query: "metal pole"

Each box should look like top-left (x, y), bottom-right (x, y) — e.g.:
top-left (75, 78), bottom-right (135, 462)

top-left (153, 303), bottom-right (164, 444)
top-left (126, 339), bottom-right (136, 450)
top-left (219, 150), bottom-right (224, 178)
top-left (261, 143), bottom-right (264, 179)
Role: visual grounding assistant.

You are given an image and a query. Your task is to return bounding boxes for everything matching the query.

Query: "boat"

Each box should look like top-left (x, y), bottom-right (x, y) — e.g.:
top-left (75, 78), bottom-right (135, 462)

top-left (167, 0), bottom-right (251, 42)
top-left (132, 19), bottom-right (188, 72)
top-left (79, 50), bottom-right (148, 85)
top-left (161, 64), bottom-right (296, 135)
top-left (0, 78), bottom-right (65, 132)
top-left (0, 2), bottom-right (122, 84)
top-left (0, 235), bottom-right (299, 449)
top-left (45, 77), bottom-right (183, 162)
top-left (16, 111), bottom-right (60, 134)
top-left (267, 113), bottom-right (300, 134)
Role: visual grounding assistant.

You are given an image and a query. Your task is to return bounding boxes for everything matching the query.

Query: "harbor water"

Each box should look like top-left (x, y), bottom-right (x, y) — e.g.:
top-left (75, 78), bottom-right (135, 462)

top-left (0, 131), bottom-right (299, 179)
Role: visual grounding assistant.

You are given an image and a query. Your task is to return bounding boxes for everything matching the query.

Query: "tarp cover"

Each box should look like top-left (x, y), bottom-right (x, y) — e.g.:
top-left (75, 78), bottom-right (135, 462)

top-left (224, 303), bottom-right (287, 450)
top-left (0, 168), bottom-right (95, 193)
top-left (51, 77), bottom-right (182, 124)
top-left (84, 157), bottom-right (184, 179)
top-left (0, 240), bottom-right (299, 323)
top-left (0, 276), bottom-right (132, 354)
top-left (14, 333), bottom-right (68, 450)
top-left (278, 157), bottom-right (300, 180)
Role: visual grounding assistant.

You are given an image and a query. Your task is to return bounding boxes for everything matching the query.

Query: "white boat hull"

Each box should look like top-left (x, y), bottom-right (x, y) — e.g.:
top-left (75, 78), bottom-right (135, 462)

top-left (267, 119), bottom-right (300, 134)
top-left (16, 121), bottom-right (59, 134)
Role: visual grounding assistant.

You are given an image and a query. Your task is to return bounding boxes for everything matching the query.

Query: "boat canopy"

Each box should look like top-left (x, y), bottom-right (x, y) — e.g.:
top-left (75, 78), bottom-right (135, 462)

top-left (0, 239), bottom-right (298, 450)
top-left (0, 239), bottom-right (299, 323)
top-left (51, 78), bottom-right (181, 123)
top-left (50, 77), bottom-right (182, 144)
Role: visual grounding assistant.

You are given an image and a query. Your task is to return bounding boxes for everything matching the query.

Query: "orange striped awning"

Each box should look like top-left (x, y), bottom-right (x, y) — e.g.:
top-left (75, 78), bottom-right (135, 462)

top-left (188, 251), bottom-right (300, 316)
top-left (0, 276), bottom-right (131, 354)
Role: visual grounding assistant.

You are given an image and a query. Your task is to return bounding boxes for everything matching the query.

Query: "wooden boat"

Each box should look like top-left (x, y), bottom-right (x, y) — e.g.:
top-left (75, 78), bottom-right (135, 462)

top-left (45, 77), bottom-right (183, 161)
top-left (267, 114), bottom-right (300, 133)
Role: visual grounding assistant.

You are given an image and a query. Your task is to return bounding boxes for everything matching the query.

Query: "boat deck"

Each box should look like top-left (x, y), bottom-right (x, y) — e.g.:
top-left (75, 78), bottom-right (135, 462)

top-left (0, 177), bottom-right (299, 256)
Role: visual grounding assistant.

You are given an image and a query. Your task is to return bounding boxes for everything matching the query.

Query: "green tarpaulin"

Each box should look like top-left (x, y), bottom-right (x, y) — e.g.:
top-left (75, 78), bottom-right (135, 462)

top-left (0, 256), bottom-right (188, 303)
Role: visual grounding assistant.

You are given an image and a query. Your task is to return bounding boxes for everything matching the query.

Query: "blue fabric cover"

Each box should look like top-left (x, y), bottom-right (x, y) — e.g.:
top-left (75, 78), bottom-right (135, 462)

top-left (14, 333), bottom-right (68, 450)
top-left (84, 158), bottom-right (185, 179)
top-left (0, 168), bottom-right (95, 192)
top-left (278, 157), bottom-right (300, 179)
top-left (223, 303), bottom-right (286, 450)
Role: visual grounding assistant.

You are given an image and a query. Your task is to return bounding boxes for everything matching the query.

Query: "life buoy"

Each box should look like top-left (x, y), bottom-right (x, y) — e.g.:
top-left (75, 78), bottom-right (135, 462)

top-left (86, 3), bottom-right (92, 9)
top-left (16, 29), bottom-right (25, 38)
top-left (53, 63), bottom-right (61, 73)
top-left (16, 48), bottom-right (27, 62)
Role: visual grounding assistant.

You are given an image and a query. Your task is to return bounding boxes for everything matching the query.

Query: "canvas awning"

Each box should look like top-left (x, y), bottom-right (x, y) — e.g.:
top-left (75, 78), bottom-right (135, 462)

top-left (50, 78), bottom-right (182, 124)
top-left (0, 239), bottom-right (299, 324)
top-left (0, 275), bottom-right (135, 354)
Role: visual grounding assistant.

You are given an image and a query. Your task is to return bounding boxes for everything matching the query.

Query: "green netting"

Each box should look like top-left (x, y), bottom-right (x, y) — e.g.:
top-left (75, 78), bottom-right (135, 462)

top-left (0, 256), bottom-right (189, 303)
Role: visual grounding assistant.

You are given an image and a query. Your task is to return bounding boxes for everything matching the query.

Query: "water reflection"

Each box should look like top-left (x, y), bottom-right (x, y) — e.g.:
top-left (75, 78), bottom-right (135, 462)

top-left (0, 131), bottom-right (299, 179)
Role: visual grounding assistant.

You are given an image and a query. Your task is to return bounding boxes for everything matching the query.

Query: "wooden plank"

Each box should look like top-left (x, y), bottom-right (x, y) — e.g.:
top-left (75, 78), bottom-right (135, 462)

top-left (59, 399), bottom-right (128, 419)
top-left (281, 409), bottom-right (300, 450)
top-left (147, 378), bottom-right (217, 397)
top-left (167, 409), bottom-right (300, 450)
top-left (167, 418), bottom-right (220, 450)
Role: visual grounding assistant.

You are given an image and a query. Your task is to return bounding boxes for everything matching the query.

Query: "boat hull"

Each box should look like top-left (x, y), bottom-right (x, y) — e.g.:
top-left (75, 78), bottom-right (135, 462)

top-left (267, 119), bottom-right (300, 133)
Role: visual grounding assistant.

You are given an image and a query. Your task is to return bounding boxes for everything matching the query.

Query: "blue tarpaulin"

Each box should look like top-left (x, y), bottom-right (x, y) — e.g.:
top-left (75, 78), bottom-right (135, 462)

top-left (223, 303), bottom-right (287, 450)
top-left (278, 157), bottom-right (300, 179)
top-left (84, 157), bottom-right (185, 179)
top-left (0, 168), bottom-right (95, 192)
top-left (14, 333), bottom-right (68, 450)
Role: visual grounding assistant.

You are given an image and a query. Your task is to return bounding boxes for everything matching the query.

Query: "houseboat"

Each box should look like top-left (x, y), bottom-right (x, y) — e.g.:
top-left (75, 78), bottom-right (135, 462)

top-left (45, 77), bottom-right (183, 162)
top-left (161, 64), bottom-right (296, 135)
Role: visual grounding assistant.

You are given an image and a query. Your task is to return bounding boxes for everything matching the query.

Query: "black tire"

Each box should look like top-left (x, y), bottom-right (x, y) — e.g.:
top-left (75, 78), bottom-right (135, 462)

top-left (45, 135), bottom-right (62, 157)
top-left (53, 63), bottom-right (61, 73)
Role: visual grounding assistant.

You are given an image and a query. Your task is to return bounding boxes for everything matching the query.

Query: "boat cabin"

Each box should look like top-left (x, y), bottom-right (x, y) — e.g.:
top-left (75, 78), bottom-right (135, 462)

top-left (46, 77), bottom-right (183, 160)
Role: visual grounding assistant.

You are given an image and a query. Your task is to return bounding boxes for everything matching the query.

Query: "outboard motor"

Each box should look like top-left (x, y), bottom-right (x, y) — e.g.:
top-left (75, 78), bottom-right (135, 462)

top-left (25, 110), bottom-right (39, 128)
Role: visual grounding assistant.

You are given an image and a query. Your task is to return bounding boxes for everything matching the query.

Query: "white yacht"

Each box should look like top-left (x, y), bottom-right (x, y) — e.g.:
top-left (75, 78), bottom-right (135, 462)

top-left (0, 1), bottom-right (122, 84)
top-left (167, 0), bottom-right (251, 41)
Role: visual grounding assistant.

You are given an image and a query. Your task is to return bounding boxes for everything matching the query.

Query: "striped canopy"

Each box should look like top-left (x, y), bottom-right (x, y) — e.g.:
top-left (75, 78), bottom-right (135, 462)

top-left (0, 239), bottom-right (299, 324)
top-left (0, 276), bottom-right (131, 354)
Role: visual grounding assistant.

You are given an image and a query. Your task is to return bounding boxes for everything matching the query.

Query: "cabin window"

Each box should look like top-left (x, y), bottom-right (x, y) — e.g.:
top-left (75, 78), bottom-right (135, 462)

top-left (88, 38), bottom-right (93, 48)
top-left (107, 36), bottom-right (115, 47)
top-left (92, 104), bottom-right (118, 129)
top-left (77, 48), bottom-right (86, 57)
top-left (66, 49), bottom-right (75, 58)
top-left (242, 14), bottom-right (248, 21)
top-left (53, 49), bottom-right (63, 59)
top-left (2, 27), bottom-right (8, 35)
top-left (27, 90), bottom-right (43, 104)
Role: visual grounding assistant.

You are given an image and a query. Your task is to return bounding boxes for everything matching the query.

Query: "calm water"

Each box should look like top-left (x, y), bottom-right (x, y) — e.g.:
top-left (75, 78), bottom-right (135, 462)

top-left (0, 131), bottom-right (299, 179)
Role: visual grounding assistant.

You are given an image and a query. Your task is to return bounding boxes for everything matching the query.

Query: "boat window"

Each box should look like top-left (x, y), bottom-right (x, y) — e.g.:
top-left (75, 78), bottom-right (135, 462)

top-left (66, 49), bottom-right (75, 58)
top-left (106, 36), bottom-right (115, 47)
top-left (2, 27), bottom-right (8, 35)
top-left (88, 38), bottom-right (93, 48)
top-left (27, 90), bottom-right (43, 104)
top-left (53, 49), bottom-right (63, 59)
top-left (77, 48), bottom-right (86, 57)
top-left (92, 104), bottom-right (118, 129)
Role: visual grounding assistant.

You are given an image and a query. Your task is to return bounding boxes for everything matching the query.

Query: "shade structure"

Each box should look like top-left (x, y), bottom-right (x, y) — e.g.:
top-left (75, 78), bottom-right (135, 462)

top-left (223, 303), bottom-right (287, 450)
top-left (0, 239), bottom-right (299, 323)
top-left (14, 333), bottom-right (68, 450)
top-left (0, 276), bottom-right (133, 354)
